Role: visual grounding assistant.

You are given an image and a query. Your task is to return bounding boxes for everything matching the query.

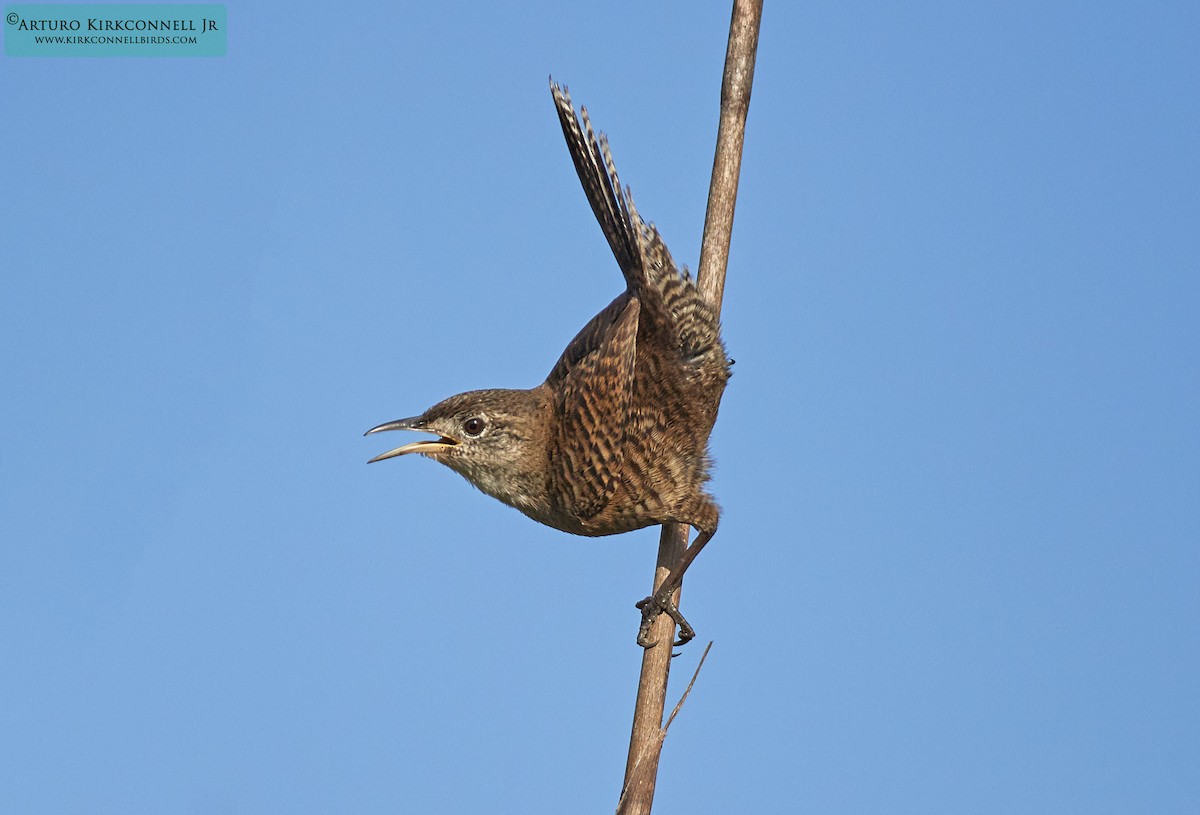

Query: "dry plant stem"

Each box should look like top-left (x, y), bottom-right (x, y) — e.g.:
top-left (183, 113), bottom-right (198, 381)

top-left (620, 522), bottom-right (688, 814)
top-left (698, 0), bottom-right (763, 312)
top-left (618, 2), bottom-right (763, 814)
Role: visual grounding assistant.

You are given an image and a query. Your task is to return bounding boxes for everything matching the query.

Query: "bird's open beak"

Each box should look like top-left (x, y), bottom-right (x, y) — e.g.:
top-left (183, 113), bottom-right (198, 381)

top-left (364, 417), bottom-right (459, 462)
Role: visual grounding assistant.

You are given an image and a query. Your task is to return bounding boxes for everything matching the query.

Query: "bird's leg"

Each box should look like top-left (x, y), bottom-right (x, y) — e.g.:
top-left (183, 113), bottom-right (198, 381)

top-left (635, 527), bottom-right (714, 648)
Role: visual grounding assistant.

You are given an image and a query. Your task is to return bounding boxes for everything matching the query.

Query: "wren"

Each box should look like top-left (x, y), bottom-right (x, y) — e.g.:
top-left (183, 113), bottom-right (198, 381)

top-left (367, 81), bottom-right (730, 647)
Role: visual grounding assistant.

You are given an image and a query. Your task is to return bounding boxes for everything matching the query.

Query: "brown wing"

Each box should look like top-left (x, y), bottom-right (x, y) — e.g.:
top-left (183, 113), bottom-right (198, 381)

top-left (547, 295), bottom-right (640, 519)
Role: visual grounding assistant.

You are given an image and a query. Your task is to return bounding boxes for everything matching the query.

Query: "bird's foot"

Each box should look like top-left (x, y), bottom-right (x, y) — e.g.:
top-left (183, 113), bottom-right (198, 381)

top-left (635, 590), bottom-right (695, 648)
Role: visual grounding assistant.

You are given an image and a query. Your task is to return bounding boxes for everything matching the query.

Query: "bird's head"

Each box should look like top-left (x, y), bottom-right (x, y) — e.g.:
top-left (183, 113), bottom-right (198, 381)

top-left (365, 388), bottom-right (549, 511)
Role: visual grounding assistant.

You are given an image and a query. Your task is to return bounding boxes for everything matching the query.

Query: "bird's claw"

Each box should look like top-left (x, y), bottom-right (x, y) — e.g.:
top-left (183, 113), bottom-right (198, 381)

top-left (635, 591), bottom-right (696, 648)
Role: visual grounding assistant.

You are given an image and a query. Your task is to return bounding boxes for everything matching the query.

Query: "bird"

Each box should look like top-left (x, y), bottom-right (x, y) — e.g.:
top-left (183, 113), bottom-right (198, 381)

top-left (366, 80), bottom-right (730, 647)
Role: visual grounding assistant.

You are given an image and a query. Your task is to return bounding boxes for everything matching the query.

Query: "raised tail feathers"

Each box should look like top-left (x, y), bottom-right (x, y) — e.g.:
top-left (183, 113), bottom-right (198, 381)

top-left (550, 79), bottom-right (726, 366)
top-left (550, 79), bottom-right (646, 290)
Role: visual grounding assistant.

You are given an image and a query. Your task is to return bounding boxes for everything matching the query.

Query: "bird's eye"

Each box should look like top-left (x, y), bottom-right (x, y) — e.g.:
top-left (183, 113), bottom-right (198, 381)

top-left (463, 417), bottom-right (486, 437)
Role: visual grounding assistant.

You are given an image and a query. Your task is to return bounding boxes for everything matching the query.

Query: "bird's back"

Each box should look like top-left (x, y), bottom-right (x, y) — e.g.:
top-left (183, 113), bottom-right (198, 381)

top-left (545, 83), bottom-right (730, 536)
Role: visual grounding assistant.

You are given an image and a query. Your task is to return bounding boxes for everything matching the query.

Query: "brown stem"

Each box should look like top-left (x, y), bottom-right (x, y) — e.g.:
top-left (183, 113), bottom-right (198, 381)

top-left (617, 1), bottom-right (763, 813)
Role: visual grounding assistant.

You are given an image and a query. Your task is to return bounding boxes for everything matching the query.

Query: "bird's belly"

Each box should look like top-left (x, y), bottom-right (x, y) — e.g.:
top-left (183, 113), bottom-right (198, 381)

top-left (520, 502), bottom-right (657, 539)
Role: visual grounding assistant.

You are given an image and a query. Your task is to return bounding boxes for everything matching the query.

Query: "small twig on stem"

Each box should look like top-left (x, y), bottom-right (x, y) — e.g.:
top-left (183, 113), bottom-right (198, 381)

top-left (616, 642), bottom-right (714, 815)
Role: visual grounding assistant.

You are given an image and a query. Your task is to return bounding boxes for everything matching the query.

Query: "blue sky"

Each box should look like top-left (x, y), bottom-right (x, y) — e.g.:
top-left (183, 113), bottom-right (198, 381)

top-left (2, 2), bottom-right (1197, 812)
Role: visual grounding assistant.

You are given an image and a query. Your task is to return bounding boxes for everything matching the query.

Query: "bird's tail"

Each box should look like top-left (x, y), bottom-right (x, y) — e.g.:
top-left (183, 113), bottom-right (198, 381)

top-left (550, 79), bottom-right (648, 292)
top-left (550, 79), bottom-right (726, 368)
